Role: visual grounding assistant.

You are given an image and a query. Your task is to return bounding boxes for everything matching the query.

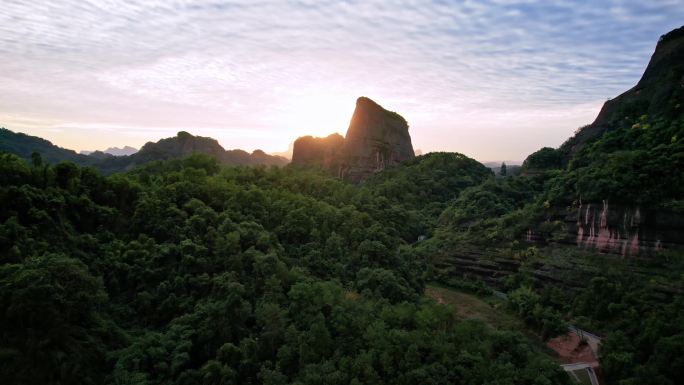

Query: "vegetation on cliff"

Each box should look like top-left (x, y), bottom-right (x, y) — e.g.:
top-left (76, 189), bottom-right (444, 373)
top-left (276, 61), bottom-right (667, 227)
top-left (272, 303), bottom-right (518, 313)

top-left (420, 27), bottom-right (684, 385)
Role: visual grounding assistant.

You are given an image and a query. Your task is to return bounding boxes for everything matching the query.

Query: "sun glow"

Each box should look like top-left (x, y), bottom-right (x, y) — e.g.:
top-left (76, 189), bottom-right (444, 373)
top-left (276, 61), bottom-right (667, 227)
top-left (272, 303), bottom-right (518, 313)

top-left (277, 91), bottom-right (356, 139)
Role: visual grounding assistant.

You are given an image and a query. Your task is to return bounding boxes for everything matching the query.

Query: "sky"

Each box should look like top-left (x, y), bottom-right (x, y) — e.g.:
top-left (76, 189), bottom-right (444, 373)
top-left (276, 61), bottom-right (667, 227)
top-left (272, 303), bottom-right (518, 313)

top-left (1, 1), bottom-right (683, 162)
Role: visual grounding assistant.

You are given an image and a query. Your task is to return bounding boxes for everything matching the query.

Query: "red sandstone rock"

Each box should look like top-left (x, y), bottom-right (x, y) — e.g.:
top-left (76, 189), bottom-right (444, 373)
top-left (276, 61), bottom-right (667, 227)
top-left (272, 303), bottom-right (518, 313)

top-left (291, 97), bottom-right (415, 182)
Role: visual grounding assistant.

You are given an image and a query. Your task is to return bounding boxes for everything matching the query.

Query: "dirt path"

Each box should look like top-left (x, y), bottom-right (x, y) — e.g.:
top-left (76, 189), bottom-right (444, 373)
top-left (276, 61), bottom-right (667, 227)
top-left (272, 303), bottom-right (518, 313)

top-left (546, 332), bottom-right (597, 365)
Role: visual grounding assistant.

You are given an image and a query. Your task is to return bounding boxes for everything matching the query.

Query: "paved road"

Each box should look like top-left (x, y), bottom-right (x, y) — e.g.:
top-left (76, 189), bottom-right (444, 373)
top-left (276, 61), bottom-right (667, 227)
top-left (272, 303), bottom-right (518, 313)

top-left (492, 290), bottom-right (603, 355)
top-left (561, 362), bottom-right (600, 385)
top-left (561, 361), bottom-right (599, 370)
top-left (491, 289), bottom-right (603, 384)
top-left (569, 325), bottom-right (602, 357)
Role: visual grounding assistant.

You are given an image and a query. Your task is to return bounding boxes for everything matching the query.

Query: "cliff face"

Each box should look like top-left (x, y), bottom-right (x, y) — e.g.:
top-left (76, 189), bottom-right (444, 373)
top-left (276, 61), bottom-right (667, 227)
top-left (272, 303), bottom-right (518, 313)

top-left (567, 201), bottom-right (684, 256)
top-left (339, 97), bottom-right (415, 182)
top-left (291, 133), bottom-right (344, 173)
top-left (291, 97), bottom-right (415, 182)
top-left (560, 26), bottom-right (684, 158)
top-left (533, 26), bottom-right (684, 255)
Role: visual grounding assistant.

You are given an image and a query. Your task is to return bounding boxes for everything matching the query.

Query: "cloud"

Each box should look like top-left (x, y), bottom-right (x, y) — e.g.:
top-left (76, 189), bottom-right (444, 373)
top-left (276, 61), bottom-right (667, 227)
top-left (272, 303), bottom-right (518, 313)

top-left (0, 0), bottom-right (682, 160)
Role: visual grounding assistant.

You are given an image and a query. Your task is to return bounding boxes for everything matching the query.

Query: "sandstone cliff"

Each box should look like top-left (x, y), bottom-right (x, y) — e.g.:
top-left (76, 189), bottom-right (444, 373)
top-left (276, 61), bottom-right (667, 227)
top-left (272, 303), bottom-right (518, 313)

top-left (517, 26), bottom-right (684, 255)
top-left (339, 97), bottom-right (415, 182)
top-left (566, 201), bottom-right (684, 256)
top-left (560, 26), bottom-right (684, 159)
top-left (291, 133), bottom-right (344, 173)
top-left (291, 97), bottom-right (415, 182)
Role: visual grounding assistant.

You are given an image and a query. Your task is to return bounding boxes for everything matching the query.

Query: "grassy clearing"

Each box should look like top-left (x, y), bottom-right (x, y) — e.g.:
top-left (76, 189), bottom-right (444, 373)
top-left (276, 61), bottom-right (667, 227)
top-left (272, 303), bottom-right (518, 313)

top-left (424, 284), bottom-right (523, 330)
top-left (424, 283), bottom-right (562, 359)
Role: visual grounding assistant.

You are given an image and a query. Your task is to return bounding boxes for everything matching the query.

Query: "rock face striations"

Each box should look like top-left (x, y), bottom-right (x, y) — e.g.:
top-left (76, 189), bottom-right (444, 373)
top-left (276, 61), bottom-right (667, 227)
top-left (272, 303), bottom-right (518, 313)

top-left (291, 97), bottom-right (415, 182)
top-left (567, 201), bottom-right (684, 256)
top-left (524, 26), bottom-right (684, 255)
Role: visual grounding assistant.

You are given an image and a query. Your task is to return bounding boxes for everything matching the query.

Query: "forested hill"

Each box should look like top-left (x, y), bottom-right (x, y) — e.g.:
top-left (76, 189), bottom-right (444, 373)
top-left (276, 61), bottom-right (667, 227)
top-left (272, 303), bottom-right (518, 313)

top-left (0, 152), bottom-right (569, 385)
top-left (510, 26), bottom-right (684, 253)
top-left (1, 23), bottom-right (683, 385)
top-left (96, 131), bottom-right (289, 173)
top-left (0, 127), bottom-right (94, 165)
top-left (419, 26), bottom-right (684, 385)
top-left (426, 26), bottom-right (684, 255)
top-left (0, 128), bottom-right (288, 174)
top-left (560, 25), bottom-right (684, 159)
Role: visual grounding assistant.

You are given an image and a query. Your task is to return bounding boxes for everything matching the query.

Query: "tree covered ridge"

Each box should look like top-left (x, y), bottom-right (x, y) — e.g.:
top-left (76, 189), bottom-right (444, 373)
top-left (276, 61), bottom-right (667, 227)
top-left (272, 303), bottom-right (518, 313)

top-left (0, 153), bottom-right (568, 385)
top-left (0, 128), bottom-right (288, 176)
top-left (415, 32), bottom-right (684, 383)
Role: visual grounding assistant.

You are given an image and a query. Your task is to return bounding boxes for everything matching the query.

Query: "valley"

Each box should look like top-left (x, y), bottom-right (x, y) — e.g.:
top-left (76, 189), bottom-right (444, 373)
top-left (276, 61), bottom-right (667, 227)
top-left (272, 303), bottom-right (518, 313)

top-left (0, 23), bottom-right (683, 385)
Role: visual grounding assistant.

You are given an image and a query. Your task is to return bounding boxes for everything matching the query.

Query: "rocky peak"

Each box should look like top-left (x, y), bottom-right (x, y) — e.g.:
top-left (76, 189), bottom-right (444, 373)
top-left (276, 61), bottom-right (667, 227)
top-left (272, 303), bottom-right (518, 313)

top-left (291, 97), bottom-right (415, 182)
top-left (132, 131), bottom-right (287, 167)
top-left (344, 97), bottom-right (408, 141)
top-left (561, 25), bottom-right (684, 158)
top-left (137, 131), bottom-right (226, 160)
top-left (339, 97), bottom-right (414, 181)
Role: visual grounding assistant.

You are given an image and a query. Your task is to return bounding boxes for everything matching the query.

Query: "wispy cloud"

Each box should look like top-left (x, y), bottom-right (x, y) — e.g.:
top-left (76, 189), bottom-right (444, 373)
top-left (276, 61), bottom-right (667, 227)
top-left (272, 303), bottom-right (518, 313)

top-left (0, 0), bottom-right (682, 159)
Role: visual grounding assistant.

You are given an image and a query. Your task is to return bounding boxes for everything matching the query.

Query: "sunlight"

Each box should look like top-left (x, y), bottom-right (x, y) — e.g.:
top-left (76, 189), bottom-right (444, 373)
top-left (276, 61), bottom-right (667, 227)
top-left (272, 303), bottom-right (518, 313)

top-left (2, 3), bottom-right (682, 384)
top-left (278, 91), bottom-right (356, 139)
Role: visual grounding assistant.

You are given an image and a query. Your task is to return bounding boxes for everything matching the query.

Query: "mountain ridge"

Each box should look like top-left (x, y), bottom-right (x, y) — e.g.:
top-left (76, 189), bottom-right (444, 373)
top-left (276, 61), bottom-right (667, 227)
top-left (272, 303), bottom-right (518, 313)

top-left (81, 146), bottom-right (138, 156)
top-left (0, 128), bottom-right (288, 173)
top-left (559, 25), bottom-right (684, 160)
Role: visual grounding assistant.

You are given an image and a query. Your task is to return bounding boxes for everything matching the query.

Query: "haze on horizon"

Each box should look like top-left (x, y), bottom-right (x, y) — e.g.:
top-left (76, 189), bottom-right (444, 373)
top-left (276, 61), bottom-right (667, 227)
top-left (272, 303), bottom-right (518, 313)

top-left (1, 1), bottom-right (683, 162)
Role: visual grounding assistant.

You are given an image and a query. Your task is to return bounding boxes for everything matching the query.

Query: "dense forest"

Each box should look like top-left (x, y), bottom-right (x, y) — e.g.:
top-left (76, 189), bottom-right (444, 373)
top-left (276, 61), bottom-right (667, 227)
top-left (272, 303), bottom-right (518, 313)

top-left (2, 101), bottom-right (684, 385)
top-left (0, 153), bottom-right (570, 385)
top-left (3, 134), bottom-right (683, 384)
top-left (2, 24), bottom-right (683, 385)
top-left (2, 87), bottom-right (683, 385)
top-left (417, 44), bottom-right (684, 383)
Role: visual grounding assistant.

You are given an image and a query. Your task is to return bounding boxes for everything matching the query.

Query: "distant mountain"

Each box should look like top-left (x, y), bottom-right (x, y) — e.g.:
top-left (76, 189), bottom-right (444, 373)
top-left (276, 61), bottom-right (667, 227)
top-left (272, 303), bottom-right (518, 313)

top-left (482, 161), bottom-right (522, 168)
top-left (482, 161), bottom-right (522, 176)
top-left (291, 97), bottom-right (415, 182)
top-left (105, 146), bottom-right (138, 156)
top-left (130, 131), bottom-right (227, 166)
top-left (130, 131), bottom-right (288, 168)
top-left (0, 128), bottom-right (288, 173)
top-left (81, 146), bottom-right (138, 156)
top-left (0, 128), bottom-right (93, 165)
